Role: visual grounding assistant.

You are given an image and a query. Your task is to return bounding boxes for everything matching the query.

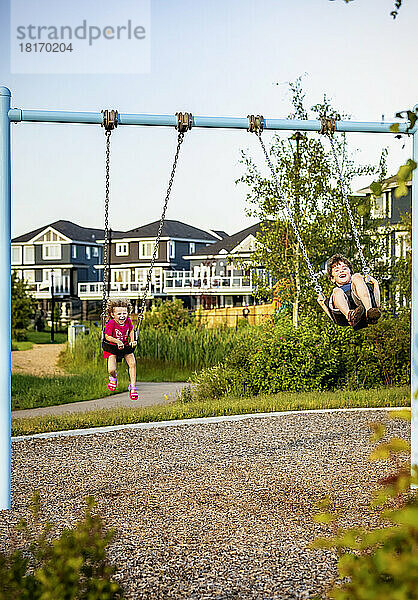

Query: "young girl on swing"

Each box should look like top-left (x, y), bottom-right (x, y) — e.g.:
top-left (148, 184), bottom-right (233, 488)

top-left (104, 299), bottom-right (139, 400)
top-left (326, 254), bottom-right (381, 329)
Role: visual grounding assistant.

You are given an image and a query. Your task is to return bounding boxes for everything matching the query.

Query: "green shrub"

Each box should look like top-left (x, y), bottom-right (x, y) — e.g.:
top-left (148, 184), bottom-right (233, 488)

top-left (313, 411), bottom-right (417, 600)
top-left (12, 329), bottom-right (28, 342)
top-left (0, 492), bottom-right (123, 599)
top-left (142, 298), bottom-right (191, 330)
top-left (187, 312), bottom-right (410, 399)
top-left (11, 273), bottom-right (35, 338)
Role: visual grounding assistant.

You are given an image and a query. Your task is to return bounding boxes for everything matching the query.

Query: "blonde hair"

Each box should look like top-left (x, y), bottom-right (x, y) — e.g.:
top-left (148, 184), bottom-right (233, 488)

top-left (106, 298), bottom-right (133, 321)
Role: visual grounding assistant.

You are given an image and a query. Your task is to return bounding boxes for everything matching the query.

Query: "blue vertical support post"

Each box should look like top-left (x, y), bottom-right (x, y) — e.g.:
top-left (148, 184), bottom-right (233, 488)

top-left (0, 87), bottom-right (11, 511)
top-left (412, 107), bottom-right (418, 480)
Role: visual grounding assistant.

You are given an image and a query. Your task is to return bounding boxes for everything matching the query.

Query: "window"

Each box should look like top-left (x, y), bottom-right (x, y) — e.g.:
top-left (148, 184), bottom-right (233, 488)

top-left (23, 245), bottom-right (35, 264)
top-left (140, 242), bottom-right (153, 258)
top-left (11, 246), bottom-right (22, 265)
top-left (168, 241), bottom-right (175, 259)
top-left (116, 243), bottom-right (129, 256)
top-left (23, 270), bottom-right (35, 283)
top-left (43, 244), bottom-right (61, 260)
top-left (86, 246), bottom-right (91, 259)
top-left (92, 247), bottom-right (99, 257)
top-left (72, 245), bottom-right (77, 259)
top-left (189, 242), bottom-right (195, 254)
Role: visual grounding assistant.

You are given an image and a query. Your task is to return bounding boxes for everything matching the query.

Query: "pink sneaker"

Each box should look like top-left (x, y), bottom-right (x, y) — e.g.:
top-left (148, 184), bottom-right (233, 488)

top-left (108, 375), bottom-right (118, 392)
top-left (128, 385), bottom-right (138, 400)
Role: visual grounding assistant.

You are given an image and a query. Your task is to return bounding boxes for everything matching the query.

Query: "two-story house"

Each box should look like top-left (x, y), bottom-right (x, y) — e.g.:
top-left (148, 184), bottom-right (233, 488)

top-left (11, 220), bottom-right (104, 320)
top-left (357, 176), bottom-right (411, 306)
top-left (357, 175), bottom-right (411, 261)
top-left (78, 220), bottom-right (224, 310)
top-left (166, 222), bottom-right (272, 309)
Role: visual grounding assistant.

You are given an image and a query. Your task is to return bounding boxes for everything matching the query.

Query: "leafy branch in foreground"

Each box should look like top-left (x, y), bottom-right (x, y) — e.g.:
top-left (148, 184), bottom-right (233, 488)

top-left (312, 410), bottom-right (417, 600)
top-left (0, 492), bottom-right (124, 600)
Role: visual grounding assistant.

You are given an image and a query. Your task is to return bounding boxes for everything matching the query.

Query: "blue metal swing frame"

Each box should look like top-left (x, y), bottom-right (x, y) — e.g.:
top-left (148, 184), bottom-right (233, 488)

top-left (1, 85), bottom-right (417, 509)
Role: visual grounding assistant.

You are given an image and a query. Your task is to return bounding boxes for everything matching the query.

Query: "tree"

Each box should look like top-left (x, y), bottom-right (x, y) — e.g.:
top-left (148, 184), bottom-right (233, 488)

top-left (236, 79), bottom-right (384, 326)
top-left (11, 273), bottom-right (35, 339)
top-left (142, 298), bottom-right (191, 330)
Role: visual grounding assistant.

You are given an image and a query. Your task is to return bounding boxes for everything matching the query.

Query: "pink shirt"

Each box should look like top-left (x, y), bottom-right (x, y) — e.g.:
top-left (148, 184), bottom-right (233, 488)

top-left (104, 318), bottom-right (133, 346)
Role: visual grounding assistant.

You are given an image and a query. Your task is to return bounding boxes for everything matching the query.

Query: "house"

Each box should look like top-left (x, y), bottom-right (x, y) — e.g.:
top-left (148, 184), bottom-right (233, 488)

top-left (11, 220), bottom-right (104, 320)
top-left (78, 220), bottom-right (223, 309)
top-left (357, 175), bottom-right (411, 262)
top-left (165, 222), bottom-right (273, 309)
top-left (357, 176), bottom-right (411, 306)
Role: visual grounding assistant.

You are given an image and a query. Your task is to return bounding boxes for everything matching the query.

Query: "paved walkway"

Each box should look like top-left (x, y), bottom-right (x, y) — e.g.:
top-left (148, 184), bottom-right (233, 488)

top-left (11, 381), bottom-right (189, 419)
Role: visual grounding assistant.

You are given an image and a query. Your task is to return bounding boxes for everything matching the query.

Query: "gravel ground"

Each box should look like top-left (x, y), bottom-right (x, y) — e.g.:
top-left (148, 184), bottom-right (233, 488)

top-left (1, 409), bottom-right (409, 599)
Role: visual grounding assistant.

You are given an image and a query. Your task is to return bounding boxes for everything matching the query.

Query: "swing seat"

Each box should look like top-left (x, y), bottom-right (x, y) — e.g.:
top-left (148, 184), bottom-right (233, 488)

top-left (326, 282), bottom-right (378, 331)
top-left (102, 340), bottom-right (135, 361)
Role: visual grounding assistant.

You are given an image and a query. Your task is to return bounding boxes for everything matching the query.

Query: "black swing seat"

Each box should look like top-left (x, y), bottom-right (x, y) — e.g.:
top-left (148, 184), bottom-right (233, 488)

top-left (101, 339), bottom-right (135, 362)
top-left (328, 282), bottom-right (377, 331)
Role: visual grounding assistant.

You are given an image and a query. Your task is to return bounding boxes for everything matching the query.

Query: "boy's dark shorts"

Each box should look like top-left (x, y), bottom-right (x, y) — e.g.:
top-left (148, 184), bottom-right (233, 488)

top-left (328, 283), bottom-right (377, 331)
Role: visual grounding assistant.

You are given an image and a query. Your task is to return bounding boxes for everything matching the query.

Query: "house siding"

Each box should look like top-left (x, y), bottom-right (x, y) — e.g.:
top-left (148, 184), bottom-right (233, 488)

top-left (390, 187), bottom-right (411, 224)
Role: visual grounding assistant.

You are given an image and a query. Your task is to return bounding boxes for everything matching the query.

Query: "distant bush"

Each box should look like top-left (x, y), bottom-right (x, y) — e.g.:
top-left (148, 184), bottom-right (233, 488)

top-left (0, 492), bottom-right (123, 600)
top-left (185, 312), bottom-right (410, 400)
top-left (142, 298), bottom-right (191, 330)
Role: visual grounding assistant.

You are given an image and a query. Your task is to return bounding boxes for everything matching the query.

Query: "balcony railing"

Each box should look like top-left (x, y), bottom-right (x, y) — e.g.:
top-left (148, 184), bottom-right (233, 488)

top-left (27, 282), bottom-right (70, 297)
top-left (77, 272), bottom-right (262, 298)
top-left (78, 281), bottom-right (159, 298)
top-left (163, 271), bottom-right (253, 293)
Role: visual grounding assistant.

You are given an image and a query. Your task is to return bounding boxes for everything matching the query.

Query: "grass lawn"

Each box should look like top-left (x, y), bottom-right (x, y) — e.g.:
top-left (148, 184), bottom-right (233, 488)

top-left (11, 341), bottom-right (34, 351)
top-left (12, 360), bottom-right (193, 411)
top-left (26, 330), bottom-right (67, 344)
top-left (11, 385), bottom-right (410, 437)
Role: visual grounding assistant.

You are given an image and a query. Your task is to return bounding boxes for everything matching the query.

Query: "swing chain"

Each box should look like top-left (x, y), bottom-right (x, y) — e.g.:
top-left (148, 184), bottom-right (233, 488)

top-left (254, 129), bottom-right (324, 297)
top-left (135, 128), bottom-right (188, 331)
top-left (324, 128), bottom-right (371, 276)
top-left (101, 130), bottom-right (112, 332)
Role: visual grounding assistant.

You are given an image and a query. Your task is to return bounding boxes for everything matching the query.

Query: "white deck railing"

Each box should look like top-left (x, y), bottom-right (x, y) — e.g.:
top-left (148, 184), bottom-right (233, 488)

top-left (27, 282), bottom-right (71, 297)
top-left (77, 271), bottom-right (260, 298)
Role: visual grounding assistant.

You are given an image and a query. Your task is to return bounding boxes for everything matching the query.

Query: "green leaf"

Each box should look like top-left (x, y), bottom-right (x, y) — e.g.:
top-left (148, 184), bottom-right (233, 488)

top-left (390, 123), bottom-right (400, 133)
top-left (313, 512), bottom-right (337, 524)
top-left (370, 181), bottom-right (383, 197)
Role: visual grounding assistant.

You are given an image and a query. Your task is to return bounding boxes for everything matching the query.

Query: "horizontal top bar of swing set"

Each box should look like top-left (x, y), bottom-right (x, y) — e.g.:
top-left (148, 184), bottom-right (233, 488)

top-left (6, 109), bottom-right (413, 134)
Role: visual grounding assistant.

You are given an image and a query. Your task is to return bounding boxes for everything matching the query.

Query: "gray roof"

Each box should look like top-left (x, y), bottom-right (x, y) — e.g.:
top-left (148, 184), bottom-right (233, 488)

top-left (12, 220), bottom-right (111, 244)
top-left (112, 220), bottom-right (219, 241)
top-left (212, 230), bottom-right (229, 239)
top-left (188, 222), bottom-right (271, 257)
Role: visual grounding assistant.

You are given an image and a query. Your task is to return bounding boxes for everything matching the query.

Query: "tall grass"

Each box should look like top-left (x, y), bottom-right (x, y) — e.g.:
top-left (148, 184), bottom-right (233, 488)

top-left (60, 325), bottom-right (251, 372)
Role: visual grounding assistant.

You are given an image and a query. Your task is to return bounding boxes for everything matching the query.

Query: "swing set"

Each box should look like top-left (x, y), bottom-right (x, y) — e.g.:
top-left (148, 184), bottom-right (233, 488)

top-left (1, 86), bottom-right (417, 510)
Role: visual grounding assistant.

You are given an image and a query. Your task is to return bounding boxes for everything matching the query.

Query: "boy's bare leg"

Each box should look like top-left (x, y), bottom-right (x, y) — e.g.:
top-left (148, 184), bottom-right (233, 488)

top-left (351, 273), bottom-right (373, 310)
top-left (332, 288), bottom-right (351, 318)
top-left (125, 353), bottom-right (137, 388)
top-left (108, 355), bottom-right (117, 378)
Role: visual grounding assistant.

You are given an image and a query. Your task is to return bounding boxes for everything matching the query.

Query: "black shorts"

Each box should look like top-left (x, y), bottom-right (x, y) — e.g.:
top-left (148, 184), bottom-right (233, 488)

top-left (328, 283), bottom-right (376, 331)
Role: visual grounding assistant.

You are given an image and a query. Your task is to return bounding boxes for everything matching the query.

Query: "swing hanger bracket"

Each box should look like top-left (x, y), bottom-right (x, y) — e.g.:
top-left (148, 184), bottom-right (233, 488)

top-left (247, 114), bottom-right (264, 133)
top-left (319, 116), bottom-right (335, 136)
top-left (101, 109), bottom-right (119, 132)
top-left (176, 112), bottom-right (193, 133)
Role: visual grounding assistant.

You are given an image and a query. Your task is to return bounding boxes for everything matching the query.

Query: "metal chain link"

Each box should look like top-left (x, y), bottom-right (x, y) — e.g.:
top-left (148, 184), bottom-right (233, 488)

top-left (135, 131), bottom-right (185, 331)
top-left (101, 130), bottom-right (111, 332)
top-left (327, 134), bottom-right (370, 275)
top-left (255, 130), bottom-right (324, 296)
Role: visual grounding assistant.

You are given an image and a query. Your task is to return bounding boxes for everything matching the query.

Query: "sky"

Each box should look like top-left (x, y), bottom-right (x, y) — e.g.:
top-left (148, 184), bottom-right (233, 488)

top-left (1, 0), bottom-right (417, 239)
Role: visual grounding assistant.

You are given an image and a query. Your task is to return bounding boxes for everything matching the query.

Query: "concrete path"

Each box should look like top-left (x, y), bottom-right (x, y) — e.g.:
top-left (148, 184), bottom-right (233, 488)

top-left (12, 381), bottom-right (189, 419)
